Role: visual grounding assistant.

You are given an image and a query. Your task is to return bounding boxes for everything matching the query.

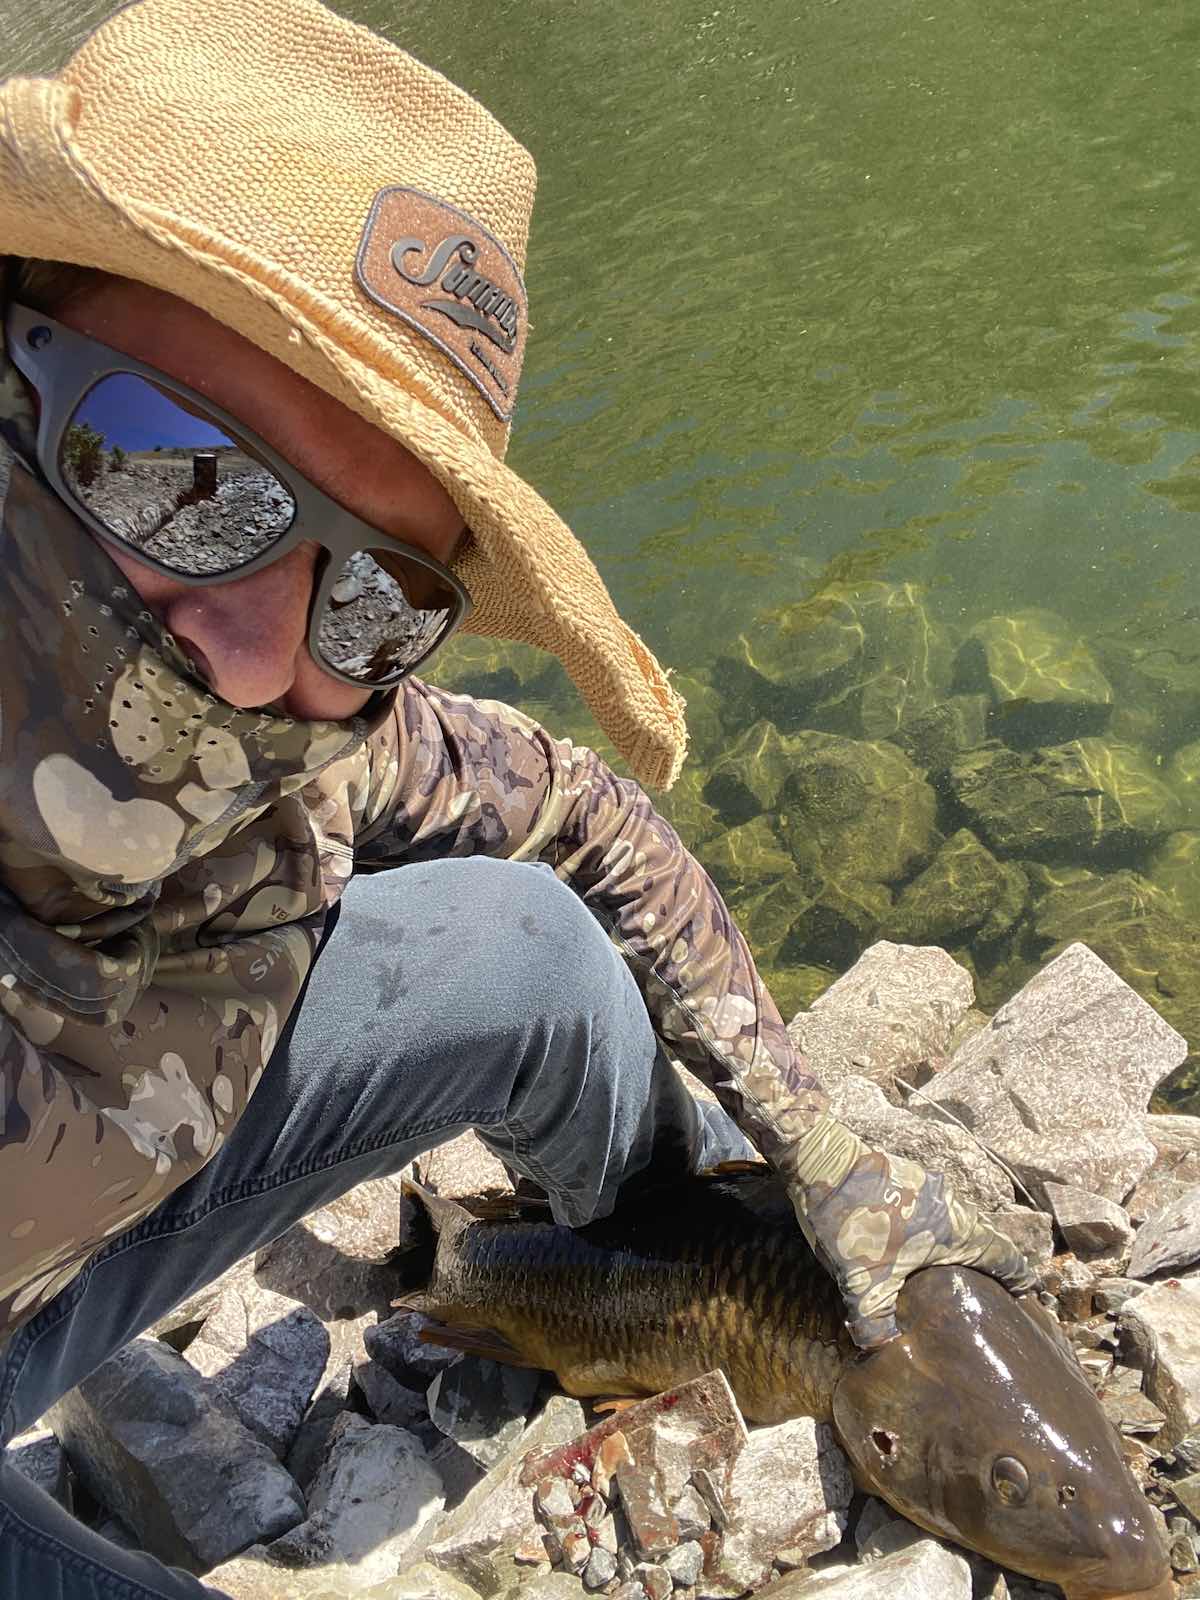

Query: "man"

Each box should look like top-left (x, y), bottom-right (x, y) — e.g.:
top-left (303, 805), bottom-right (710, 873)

top-left (0, 1), bottom-right (1034, 1593)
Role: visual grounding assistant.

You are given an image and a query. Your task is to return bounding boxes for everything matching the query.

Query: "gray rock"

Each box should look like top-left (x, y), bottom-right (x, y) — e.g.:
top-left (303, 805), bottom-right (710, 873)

top-left (662, 1540), bottom-right (705, 1586)
top-left (184, 1281), bottom-right (329, 1458)
top-left (916, 943), bottom-right (1185, 1203)
top-left (422, 1393), bottom-right (588, 1597)
top-left (207, 1414), bottom-right (446, 1594)
top-left (1120, 1275), bottom-right (1200, 1449)
top-left (989, 1206), bottom-right (1056, 1273)
top-left (827, 1074), bottom-right (1015, 1212)
top-left (755, 1536), bottom-right (972, 1599)
top-left (426, 1358), bottom-right (542, 1471)
top-left (46, 1337), bottom-right (304, 1573)
top-left (1094, 1277), bottom-right (1150, 1313)
top-left (365, 1309), bottom-right (465, 1389)
top-left (698, 1416), bottom-right (852, 1596)
top-left (415, 1131), bottom-right (514, 1199)
top-left (790, 942), bottom-right (976, 1100)
top-left (1043, 1182), bottom-right (1134, 1260)
top-left (583, 1545), bottom-right (619, 1588)
top-left (285, 1314), bottom-right (374, 1494)
top-left (1129, 1188), bottom-right (1200, 1280)
top-left (5, 1421), bottom-right (71, 1506)
top-left (353, 1359), bottom-right (427, 1428)
top-left (254, 1175), bottom-right (410, 1321)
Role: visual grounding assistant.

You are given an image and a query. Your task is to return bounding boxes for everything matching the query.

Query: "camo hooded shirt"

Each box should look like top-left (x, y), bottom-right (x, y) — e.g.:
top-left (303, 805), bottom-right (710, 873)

top-left (0, 342), bottom-right (835, 1345)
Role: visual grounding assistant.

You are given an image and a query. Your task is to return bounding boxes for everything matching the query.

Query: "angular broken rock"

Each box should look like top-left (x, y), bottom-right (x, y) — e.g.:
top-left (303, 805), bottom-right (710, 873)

top-left (206, 1413), bottom-right (445, 1595)
top-left (521, 1370), bottom-right (747, 1563)
top-left (989, 1206), bottom-right (1056, 1274)
top-left (184, 1280), bottom-right (329, 1458)
top-left (46, 1336), bottom-right (304, 1572)
top-left (788, 942), bottom-right (975, 1097)
top-left (700, 1416), bottom-right (852, 1596)
top-left (760, 1534), bottom-right (973, 1598)
top-left (828, 1073), bottom-right (1015, 1212)
top-left (916, 943), bottom-right (1185, 1203)
top-left (426, 1355), bottom-right (542, 1471)
top-left (1120, 1276), bottom-right (1200, 1449)
top-left (253, 1174), bottom-right (409, 1321)
top-left (1042, 1182), bottom-right (1134, 1261)
top-left (1128, 1188), bottom-right (1200, 1281)
top-left (421, 1392), bottom-right (587, 1596)
top-left (365, 1309), bottom-right (464, 1389)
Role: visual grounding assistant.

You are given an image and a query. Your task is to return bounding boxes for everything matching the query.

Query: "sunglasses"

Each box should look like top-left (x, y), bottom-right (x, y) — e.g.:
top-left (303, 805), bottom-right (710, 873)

top-left (5, 302), bottom-right (471, 689)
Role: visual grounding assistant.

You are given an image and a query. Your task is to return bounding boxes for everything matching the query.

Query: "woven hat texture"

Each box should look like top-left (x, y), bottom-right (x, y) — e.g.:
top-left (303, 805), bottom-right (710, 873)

top-left (0, 0), bottom-right (687, 786)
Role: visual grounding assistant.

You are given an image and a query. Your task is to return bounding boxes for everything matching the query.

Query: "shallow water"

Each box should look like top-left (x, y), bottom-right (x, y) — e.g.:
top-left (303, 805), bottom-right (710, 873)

top-left (3, 1), bottom-right (1199, 1110)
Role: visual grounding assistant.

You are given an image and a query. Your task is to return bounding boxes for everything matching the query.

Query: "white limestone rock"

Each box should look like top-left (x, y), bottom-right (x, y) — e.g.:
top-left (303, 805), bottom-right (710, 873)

top-left (1043, 1182), bottom-right (1134, 1261)
top-left (789, 942), bottom-right (975, 1098)
top-left (1129, 1187), bottom-right (1200, 1281)
top-left (253, 1174), bottom-right (411, 1321)
top-left (1120, 1275), bottom-right (1200, 1450)
top-left (828, 1073), bottom-right (1015, 1212)
top-left (915, 943), bottom-right (1186, 1203)
top-left (422, 1392), bottom-right (588, 1596)
top-left (751, 1535), bottom-right (972, 1599)
top-left (697, 1417), bottom-right (853, 1596)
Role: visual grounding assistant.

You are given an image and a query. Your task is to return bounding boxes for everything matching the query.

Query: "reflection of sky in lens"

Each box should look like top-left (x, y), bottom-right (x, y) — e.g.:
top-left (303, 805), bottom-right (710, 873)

top-left (73, 374), bottom-right (232, 453)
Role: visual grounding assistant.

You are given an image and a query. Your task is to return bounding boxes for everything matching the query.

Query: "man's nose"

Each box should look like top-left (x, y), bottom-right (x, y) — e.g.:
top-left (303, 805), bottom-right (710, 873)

top-left (161, 545), bottom-right (319, 708)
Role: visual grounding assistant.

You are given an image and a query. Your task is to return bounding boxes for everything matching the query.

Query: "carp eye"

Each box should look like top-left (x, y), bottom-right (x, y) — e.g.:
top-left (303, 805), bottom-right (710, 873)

top-left (991, 1456), bottom-right (1030, 1505)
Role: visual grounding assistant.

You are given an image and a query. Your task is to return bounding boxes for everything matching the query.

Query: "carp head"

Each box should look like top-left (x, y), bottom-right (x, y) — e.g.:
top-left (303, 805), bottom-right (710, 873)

top-left (831, 1265), bottom-right (1172, 1600)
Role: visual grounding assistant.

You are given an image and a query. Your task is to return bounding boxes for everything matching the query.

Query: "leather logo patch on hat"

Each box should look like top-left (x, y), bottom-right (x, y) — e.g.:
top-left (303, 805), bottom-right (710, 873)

top-left (356, 187), bottom-right (528, 423)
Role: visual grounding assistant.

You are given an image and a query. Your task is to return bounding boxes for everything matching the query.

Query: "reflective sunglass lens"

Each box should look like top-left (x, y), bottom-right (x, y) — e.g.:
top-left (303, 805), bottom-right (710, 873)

top-left (316, 550), bottom-right (459, 682)
top-left (60, 373), bottom-right (296, 574)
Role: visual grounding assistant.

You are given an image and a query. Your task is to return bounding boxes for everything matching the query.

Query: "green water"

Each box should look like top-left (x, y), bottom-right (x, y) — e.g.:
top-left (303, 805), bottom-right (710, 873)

top-left (4, 1), bottom-right (1200, 1110)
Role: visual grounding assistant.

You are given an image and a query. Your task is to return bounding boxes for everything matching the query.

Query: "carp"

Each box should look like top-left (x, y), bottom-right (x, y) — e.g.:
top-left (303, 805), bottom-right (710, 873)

top-left (392, 1166), bottom-right (1173, 1599)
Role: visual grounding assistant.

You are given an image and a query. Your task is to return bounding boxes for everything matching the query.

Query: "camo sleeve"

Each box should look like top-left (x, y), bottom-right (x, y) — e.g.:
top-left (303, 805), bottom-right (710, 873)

top-left (357, 682), bottom-right (1037, 1347)
top-left (355, 680), bottom-right (830, 1160)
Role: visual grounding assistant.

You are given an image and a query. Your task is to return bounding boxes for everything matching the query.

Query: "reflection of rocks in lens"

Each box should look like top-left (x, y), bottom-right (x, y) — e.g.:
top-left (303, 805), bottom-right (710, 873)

top-left (317, 550), bottom-right (449, 680)
top-left (64, 453), bottom-right (292, 574)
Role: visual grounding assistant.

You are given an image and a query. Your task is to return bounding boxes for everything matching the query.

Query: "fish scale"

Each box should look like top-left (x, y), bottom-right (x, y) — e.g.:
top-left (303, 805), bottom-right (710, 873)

top-left (396, 1170), bottom-right (852, 1423)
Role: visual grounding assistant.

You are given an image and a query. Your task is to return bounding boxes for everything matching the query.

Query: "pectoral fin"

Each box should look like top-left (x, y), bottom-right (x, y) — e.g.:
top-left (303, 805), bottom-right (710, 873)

top-left (409, 1320), bottom-right (548, 1370)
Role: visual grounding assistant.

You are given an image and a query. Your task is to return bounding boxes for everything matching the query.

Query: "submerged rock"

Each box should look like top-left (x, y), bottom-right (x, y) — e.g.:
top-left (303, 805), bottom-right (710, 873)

top-left (890, 693), bottom-right (991, 775)
top-left (776, 730), bottom-right (937, 885)
top-left (952, 608), bottom-right (1113, 747)
top-left (948, 739), bottom-right (1183, 862)
top-left (890, 828), bottom-right (1028, 944)
top-left (805, 581), bottom-right (954, 741)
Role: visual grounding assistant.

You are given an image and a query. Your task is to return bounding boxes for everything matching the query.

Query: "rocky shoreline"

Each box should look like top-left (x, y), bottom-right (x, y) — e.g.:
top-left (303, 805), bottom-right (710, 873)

top-left (7, 940), bottom-right (1200, 1600)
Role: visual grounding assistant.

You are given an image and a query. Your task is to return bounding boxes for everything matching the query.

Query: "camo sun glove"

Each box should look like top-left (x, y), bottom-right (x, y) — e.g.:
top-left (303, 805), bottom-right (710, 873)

top-left (786, 1114), bottom-right (1039, 1351)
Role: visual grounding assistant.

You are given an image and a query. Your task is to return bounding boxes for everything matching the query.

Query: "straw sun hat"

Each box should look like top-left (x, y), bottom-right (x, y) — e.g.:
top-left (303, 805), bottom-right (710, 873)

top-left (0, 0), bottom-right (688, 787)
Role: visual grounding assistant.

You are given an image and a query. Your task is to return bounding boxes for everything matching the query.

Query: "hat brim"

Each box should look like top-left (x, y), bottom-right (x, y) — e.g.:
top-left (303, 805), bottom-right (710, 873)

top-left (0, 78), bottom-right (687, 788)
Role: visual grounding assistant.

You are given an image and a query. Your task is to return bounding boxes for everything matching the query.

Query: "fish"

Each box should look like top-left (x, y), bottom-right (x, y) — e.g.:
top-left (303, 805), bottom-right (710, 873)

top-left (392, 1166), bottom-right (1173, 1600)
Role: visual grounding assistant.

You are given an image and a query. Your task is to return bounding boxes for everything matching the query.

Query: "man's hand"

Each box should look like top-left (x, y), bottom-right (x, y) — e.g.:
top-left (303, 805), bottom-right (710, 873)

top-left (786, 1114), bottom-right (1038, 1350)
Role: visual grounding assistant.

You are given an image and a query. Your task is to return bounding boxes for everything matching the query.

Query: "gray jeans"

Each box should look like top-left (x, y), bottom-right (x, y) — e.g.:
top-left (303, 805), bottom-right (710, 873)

top-left (0, 857), bottom-right (752, 1597)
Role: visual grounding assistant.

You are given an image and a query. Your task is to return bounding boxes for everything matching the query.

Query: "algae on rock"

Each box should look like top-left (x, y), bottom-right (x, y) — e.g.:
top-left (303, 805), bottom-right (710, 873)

top-left (952, 607), bottom-right (1113, 747)
top-left (948, 738), bottom-right (1184, 861)
top-left (891, 828), bottom-right (1028, 944)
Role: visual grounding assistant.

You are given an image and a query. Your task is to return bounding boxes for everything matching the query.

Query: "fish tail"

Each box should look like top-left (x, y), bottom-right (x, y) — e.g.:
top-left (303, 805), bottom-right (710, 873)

top-left (391, 1179), bottom-right (470, 1310)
